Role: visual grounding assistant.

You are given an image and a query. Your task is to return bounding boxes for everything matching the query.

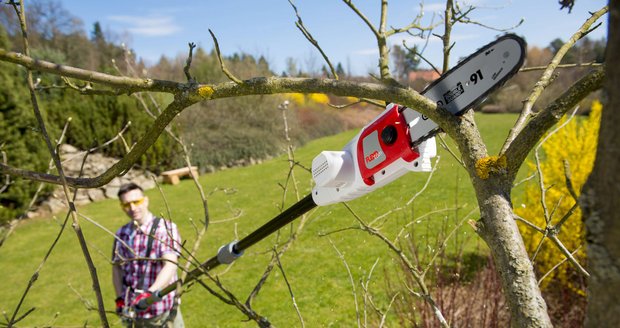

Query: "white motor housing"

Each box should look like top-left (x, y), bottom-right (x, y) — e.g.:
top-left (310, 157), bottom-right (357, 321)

top-left (311, 105), bottom-right (437, 206)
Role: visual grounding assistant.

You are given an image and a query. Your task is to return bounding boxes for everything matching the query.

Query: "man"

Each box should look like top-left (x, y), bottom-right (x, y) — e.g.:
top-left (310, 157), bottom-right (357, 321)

top-left (112, 183), bottom-right (184, 327)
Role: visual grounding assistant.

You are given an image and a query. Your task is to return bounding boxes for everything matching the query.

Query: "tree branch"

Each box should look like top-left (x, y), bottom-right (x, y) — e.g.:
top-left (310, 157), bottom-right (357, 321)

top-left (504, 68), bottom-right (605, 180)
top-left (0, 48), bottom-right (182, 93)
top-left (208, 31), bottom-right (242, 84)
top-left (288, 0), bottom-right (338, 79)
top-left (1, 74), bottom-right (455, 188)
top-left (500, 5), bottom-right (609, 154)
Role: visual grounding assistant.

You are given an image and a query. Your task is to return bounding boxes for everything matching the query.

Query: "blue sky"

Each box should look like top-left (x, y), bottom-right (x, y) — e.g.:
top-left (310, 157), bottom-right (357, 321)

top-left (56, 0), bottom-right (608, 76)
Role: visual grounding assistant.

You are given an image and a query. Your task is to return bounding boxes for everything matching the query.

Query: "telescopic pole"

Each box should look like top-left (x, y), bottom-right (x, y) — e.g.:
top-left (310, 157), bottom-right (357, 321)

top-left (139, 194), bottom-right (317, 308)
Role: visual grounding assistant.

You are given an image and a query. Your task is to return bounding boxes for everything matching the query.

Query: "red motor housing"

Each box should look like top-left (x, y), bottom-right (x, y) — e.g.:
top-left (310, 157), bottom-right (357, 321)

top-left (356, 104), bottom-right (420, 185)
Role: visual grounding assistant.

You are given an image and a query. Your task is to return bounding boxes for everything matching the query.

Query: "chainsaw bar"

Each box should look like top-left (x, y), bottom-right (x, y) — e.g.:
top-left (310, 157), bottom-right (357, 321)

top-left (403, 34), bottom-right (526, 146)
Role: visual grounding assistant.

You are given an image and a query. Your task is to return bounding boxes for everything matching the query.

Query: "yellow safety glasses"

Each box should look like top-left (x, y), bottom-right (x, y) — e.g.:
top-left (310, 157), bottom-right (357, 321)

top-left (121, 197), bottom-right (145, 210)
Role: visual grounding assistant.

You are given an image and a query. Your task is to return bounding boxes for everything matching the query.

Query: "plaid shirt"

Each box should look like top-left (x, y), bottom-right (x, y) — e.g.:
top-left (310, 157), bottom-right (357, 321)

top-left (113, 217), bottom-right (181, 318)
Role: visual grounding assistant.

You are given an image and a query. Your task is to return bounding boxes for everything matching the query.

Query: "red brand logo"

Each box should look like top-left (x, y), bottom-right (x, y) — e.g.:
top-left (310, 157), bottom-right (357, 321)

top-left (365, 150), bottom-right (380, 163)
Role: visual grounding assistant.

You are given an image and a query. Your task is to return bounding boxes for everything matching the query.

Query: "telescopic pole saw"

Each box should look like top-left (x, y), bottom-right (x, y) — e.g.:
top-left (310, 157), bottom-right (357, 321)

top-left (136, 34), bottom-right (526, 310)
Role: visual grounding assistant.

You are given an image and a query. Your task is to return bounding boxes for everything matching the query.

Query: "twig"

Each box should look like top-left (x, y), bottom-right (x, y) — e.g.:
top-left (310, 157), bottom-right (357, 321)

top-left (10, 1), bottom-right (109, 326)
top-left (520, 62), bottom-right (603, 72)
top-left (209, 30), bottom-right (243, 84)
top-left (342, 203), bottom-right (450, 328)
top-left (457, 16), bottom-right (524, 32)
top-left (513, 172), bottom-right (537, 188)
top-left (514, 214), bottom-right (545, 234)
top-left (403, 39), bottom-right (441, 75)
top-left (538, 246), bottom-right (582, 285)
top-left (329, 239), bottom-right (361, 328)
top-left (361, 257), bottom-right (381, 326)
top-left (57, 121), bottom-right (131, 166)
top-left (184, 42), bottom-right (197, 83)
top-left (368, 156), bottom-right (441, 227)
top-left (422, 209), bottom-right (476, 277)
top-left (274, 249), bottom-right (305, 327)
top-left (395, 206), bottom-right (465, 244)
top-left (548, 234), bottom-right (589, 277)
top-left (500, 5), bottom-right (609, 154)
top-left (278, 100), bottom-right (301, 210)
top-left (527, 107), bottom-right (579, 263)
top-left (538, 106), bottom-right (579, 214)
top-left (562, 160), bottom-right (579, 201)
top-left (440, 0), bottom-right (455, 73)
top-left (7, 211), bottom-right (71, 326)
top-left (437, 134), bottom-right (464, 167)
top-left (288, 0), bottom-right (338, 79)
top-left (379, 292), bottom-right (399, 328)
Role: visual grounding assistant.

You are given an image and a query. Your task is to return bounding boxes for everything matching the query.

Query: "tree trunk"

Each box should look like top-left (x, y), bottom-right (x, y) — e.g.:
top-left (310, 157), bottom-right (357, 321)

top-left (583, 0), bottom-right (620, 325)
top-left (474, 178), bottom-right (553, 327)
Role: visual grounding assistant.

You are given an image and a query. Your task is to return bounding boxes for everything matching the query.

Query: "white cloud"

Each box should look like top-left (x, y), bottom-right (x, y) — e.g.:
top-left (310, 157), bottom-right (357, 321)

top-left (107, 15), bottom-right (181, 37)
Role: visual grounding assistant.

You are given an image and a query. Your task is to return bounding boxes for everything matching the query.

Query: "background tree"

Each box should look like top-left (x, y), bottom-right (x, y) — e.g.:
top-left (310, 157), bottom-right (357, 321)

top-left (583, 0), bottom-right (620, 325)
top-left (0, 23), bottom-right (49, 221)
top-left (391, 43), bottom-right (421, 84)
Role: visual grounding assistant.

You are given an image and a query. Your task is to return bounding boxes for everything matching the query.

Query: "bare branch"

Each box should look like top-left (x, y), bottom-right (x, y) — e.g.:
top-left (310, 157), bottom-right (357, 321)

top-left (538, 246), bottom-right (582, 285)
top-left (9, 1), bottom-right (109, 325)
top-left (208, 30), bottom-right (243, 84)
top-left (329, 239), bottom-right (361, 328)
top-left (369, 156), bottom-right (441, 227)
top-left (437, 134), bottom-right (464, 167)
top-left (274, 249), bottom-right (305, 327)
top-left (500, 5), bottom-right (608, 154)
top-left (403, 40), bottom-right (441, 75)
top-left (184, 42), bottom-right (197, 83)
top-left (562, 160), bottom-right (579, 201)
top-left (520, 62), bottom-right (603, 72)
top-left (7, 212), bottom-right (71, 327)
top-left (422, 209), bottom-right (476, 277)
top-left (457, 16), bottom-right (524, 32)
top-left (342, 204), bottom-right (450, 327)
top-left (514, 214), bottom-right (545, 234)
top-left (341, 0), bottom-right (379, 37)
top-left (440, 0), bottom-right (455, 73)
top-left (0, 48), bottom-right (182, 93)
top-left (288, 0), bottom-right (338, 79)
top-left (548, 234), bottom-right (589, 277)
top-left (504, 67), bottom-right (605, 180)
top-left (1, 76), bottom-right (448, 188)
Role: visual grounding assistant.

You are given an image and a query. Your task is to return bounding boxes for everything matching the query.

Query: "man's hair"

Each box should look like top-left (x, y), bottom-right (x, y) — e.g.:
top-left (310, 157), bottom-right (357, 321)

top-left (117, 182), bottom-right (143, 198)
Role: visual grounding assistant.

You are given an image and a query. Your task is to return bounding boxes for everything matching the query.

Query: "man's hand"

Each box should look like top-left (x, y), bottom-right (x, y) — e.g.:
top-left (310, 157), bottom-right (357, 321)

top-left (115, 297), bottom-right (125, 315)
top-left (132, 291), bottom-right (162, 312)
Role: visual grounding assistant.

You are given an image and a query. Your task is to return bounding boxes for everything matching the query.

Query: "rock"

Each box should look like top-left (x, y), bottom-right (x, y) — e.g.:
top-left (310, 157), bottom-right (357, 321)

top-left (87, 188), bottom-right (106, 202)
top-left (42, 197), bottom-right (66, 214)
top-left (29, 144), bottom-right (156, 217)
top-left (59, 144), bottom-right (79, 155)
top-left (105, 186), bottom-right (120, 199)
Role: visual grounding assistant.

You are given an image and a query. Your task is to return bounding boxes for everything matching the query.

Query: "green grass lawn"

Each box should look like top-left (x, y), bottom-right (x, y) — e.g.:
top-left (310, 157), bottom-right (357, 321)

top-left (0, 113), bottom-right (524, 327)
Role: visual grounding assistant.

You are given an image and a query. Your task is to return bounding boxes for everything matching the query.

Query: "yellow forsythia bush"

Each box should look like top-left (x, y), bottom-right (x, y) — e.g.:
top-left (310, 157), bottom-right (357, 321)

top-left (286, 93), bottom-right (306, 106)
top-left (285, 93), bottom-right (330, 106)
top-left (307, 93), bottom-right (330, 104)
top-left (516, 100), bottom-right (602, 294)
